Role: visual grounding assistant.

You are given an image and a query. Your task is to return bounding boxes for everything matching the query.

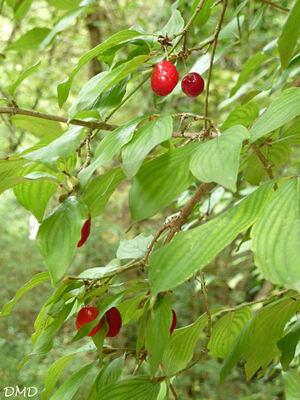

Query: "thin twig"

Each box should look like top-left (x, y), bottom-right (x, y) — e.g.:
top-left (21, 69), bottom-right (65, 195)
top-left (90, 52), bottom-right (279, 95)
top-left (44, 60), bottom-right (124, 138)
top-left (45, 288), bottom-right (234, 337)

top-left (78, 130), bottom-right (93, 172)
top-left (251, 144), bottom-right (278, 190)
top-left (258, 0), bottom-right (290, 12)
top-left (142, 224), bottom-right (171, 262)
top-left (0, 107), bottom-right (117, 131)
top-left (164, 182), bottom-right (214, 244)
top-left (168, 0), bottom-right (206, 55)
top-left (204, 0), bottom-right (228, 131)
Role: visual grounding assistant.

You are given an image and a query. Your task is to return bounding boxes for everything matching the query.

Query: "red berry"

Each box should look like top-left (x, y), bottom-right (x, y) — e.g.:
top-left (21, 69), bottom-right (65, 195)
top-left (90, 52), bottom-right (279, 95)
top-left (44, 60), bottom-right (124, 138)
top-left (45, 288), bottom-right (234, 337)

top-left (170, 309), bottom-right (177, 335)
top-left (151, 61), bottom-right (179, 96)
top-left (76, 306), bottom-right (103, 337)
top-left (106, 307), bottom-right (122, 337)
top-left (181, 72), bottom-right (204, 97)
top-left (77, 214), bottom-right (91, 247)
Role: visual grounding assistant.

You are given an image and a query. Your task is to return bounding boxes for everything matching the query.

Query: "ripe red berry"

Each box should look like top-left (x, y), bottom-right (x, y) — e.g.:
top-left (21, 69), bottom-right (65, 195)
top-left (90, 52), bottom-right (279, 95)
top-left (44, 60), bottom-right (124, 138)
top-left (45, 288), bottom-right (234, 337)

top-left (151, 61), bottom-right (179, 96)
top-left (181, 72), bottom-right (204, 97)
top-left (77, 214), bottom-right (91, 247)
top-left (170, 309), bottom-right (177, 335)
top-left (76, 306), bottom-right (103, 337)
top-left (106, 307), bottom-right (122, 337)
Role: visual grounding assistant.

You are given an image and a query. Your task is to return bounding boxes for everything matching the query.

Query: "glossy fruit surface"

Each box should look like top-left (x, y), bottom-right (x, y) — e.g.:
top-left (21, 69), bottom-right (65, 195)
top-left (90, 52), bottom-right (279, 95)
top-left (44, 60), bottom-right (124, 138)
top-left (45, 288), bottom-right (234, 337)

top-left (76, 306), bottom-right (103, 337)
top-left (170, 309), bottom-right (177, 335)
top-left (106, 307), bottom-right (122, 337)
top-left (77, 214), bottom-right (91, 247)
top-left (181, 72), bottom-right (204, 97)
top-left (151, 61), bottom-right (179, 96)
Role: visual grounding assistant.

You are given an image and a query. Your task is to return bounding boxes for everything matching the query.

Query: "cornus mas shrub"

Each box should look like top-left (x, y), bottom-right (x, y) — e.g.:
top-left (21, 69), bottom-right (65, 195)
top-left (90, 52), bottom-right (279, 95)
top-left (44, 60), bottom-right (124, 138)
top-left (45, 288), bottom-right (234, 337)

top-left (0, 0), bottom-right (300, 399)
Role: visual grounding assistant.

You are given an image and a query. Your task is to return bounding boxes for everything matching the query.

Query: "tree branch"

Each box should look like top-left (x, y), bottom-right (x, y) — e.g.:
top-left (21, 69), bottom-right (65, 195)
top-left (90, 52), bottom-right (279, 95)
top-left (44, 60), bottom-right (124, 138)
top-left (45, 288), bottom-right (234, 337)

top-left (0, 107), bottom-right (117, 131)
top-left (204, 0), bottom-right (228, 131)
top-left (251, 143), bottom-right (278, 190)
top-left (258, 0), bottom-right (290, 12)
top-left (164, 182), bottom-right (214, 244)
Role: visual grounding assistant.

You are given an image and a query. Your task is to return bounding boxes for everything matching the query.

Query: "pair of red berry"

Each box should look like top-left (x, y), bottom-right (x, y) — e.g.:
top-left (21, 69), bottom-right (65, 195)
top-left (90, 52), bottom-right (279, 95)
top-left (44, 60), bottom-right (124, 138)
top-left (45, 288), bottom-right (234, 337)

top-left (151, 61), bottom-right (204, 98)
top-left (76, 306), bottom-right (122, 337)
top-left (76, 306), bottom-right (177, 337)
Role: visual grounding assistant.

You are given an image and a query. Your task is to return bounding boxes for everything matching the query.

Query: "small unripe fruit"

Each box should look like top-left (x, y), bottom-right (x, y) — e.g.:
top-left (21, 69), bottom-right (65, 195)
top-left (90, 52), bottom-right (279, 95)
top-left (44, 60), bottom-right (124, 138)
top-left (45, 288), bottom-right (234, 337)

top-left (151, 61), bottom-right (179, 96)
top-left (76, 306), bottom-right (103, 337)
top-left (77, 214), bottom-right (91, 247)
top-left (181, 72), bottom-right (204, 97)
top-left (106, 307), bottom-right (122, 337)
top-left (170, 309), bottom-right (177, 335)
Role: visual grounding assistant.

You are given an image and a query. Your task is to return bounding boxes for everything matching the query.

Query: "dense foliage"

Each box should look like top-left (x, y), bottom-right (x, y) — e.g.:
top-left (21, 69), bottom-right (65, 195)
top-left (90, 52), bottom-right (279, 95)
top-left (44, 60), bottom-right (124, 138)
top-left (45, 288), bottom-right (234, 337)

top-left (0, 0), bottom-right (300, 399)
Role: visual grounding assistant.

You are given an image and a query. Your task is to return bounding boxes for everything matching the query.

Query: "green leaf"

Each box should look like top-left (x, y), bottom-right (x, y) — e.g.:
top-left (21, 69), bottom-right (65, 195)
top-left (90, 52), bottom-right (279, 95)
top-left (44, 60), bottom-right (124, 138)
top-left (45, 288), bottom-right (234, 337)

top-left (249, 5), bottom-right (266, 32)
top-left (83, 167), bottom-right (125, 217)
top-left (23, 126), bottom-right (82, 168)
top-left (145, 297), bottom-right (172, 376)
top-left (219, 317), bottom-right (255, 383)
top-left (283, 369), bottom-right (300, 400)
top-left (244, 142), bottom-right (291, 185)
top-left (40, 7), bottom-right (85, 50)
top-left (95, 78), bottom-right (128, 119)
top-left (14, 162), bottom-right (58, 222)
top-left (208, 307), bottom-right (252, 359)
top-left (14, 0), bottom-right (33, 21)
top-left (5, 28), bottom-right (51, 51)
top-left (278, 320), bottom-right (300, 370)
top-left (32, 301), bottom-right (74, 356)
top-left (278, 0), bottom-right (300, 69)
top-left (36, 196), bottom-right (89, 284)
top-left (117, 233), bottom-right (154, 260)
top-left (221, 102), bottom-right (259, 130)
top-left (49, 362), bottom-right (95, 400)
top-left (252, 178), bottom-right (300, 291)
top-left (190, 125), bottom-right (249, 192)
top-left (122, 115), bottom-right (173, 177)
top-left (42, 353), bottom-right (77, 400)
top-left (68, 55), bottom-right (148, 119)
top-left (7, 60), bottom-right (41, 96)
top-left (46, 0), bottom-right (81, 9)
top-left (0, 272), bottom-right (50, 317)
top-left (162, 313), bottom-right (207, 375)
top-left (0, 175), bottom-right (29, 194)
top-left (149, 181), bottom-right (274, 295)
top-left (249, 88), bottom-right (300, 142)
top-left (118, 293), bottom-right (146, 325)
top-left (78, 259), bottom-right (121, 280)
top-left (279, 118), bottom-right (300, 145)
top-left (96, 355), bottom-right (125, 390)
top-left (230, 52), bottom-right (268, 97)
top-left (57, 30), bottom-right (146, 107)
top-left (96, 376), bottom-right (160, 400)
top-left (159, 9), bottom-right (184, 36)
top-left (220, 295), bottom-right (300, 382)
top-left (129, 142), bottom-right (199, 221)
top-left (11, 114), bottom-right (64, 137)
top-left (219, 15), bottom-right (245, 41)
top-left (192, 0), bottom-right (214, 27)
top-left (79, 116), bottom-right (148, 187)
